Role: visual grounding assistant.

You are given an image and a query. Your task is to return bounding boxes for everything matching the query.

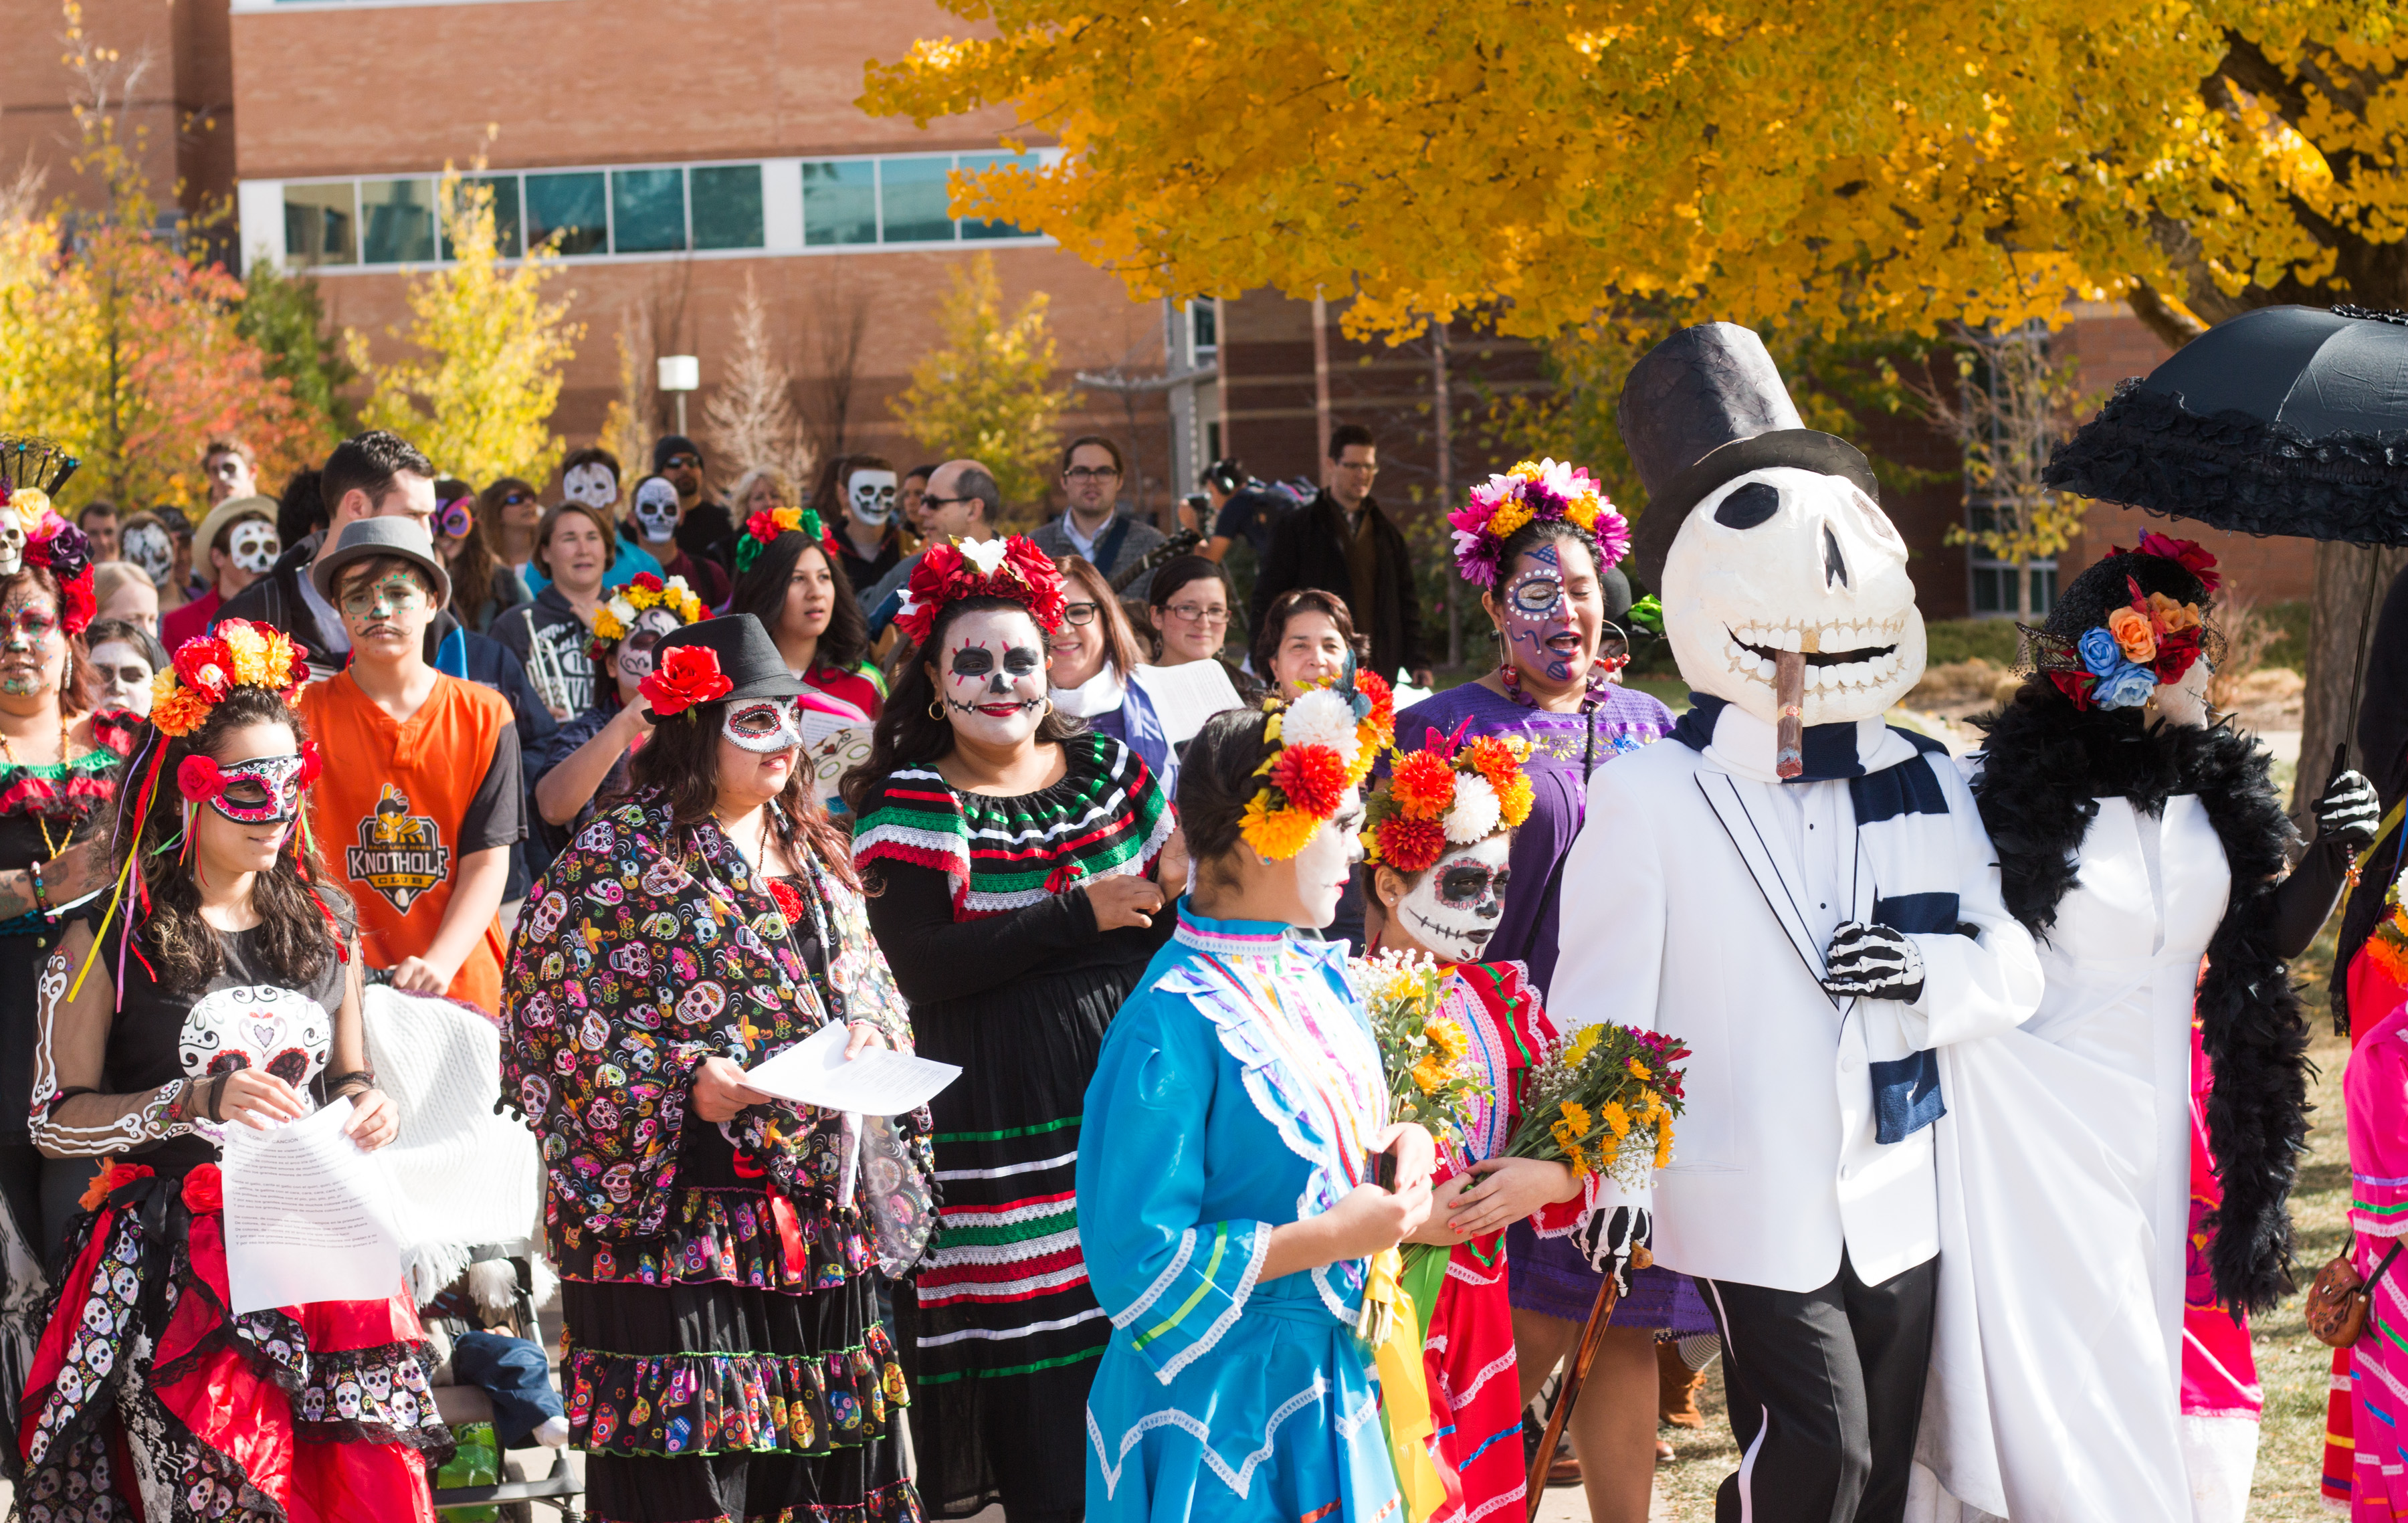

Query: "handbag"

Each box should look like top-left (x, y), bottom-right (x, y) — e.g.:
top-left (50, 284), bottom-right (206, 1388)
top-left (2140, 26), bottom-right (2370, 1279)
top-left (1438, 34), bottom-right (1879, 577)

top-left (2306, 1238), bottom-right (2404, 1348)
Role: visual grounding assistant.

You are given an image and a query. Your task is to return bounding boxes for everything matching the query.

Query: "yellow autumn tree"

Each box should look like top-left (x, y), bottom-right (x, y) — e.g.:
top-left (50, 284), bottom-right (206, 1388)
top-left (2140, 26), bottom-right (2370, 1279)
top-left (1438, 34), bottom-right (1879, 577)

top-left (362, 171), bottom-right (581, 486)
top-left (863, 1), bottom-right (2407, 346)
top-left (889, 253), bottom-right (1072, 509)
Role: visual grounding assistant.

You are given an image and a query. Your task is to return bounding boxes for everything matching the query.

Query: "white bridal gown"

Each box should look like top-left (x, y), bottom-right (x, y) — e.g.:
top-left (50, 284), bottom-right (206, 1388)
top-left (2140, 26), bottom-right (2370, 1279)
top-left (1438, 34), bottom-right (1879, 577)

top-left (1910, 792), bottom-right (2233, 1523)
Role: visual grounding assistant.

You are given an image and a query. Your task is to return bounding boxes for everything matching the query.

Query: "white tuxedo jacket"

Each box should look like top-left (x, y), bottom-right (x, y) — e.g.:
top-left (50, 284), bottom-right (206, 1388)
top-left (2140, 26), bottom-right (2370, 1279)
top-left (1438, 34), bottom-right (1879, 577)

top-left (1552, 730), bottom-right (2042, 1293)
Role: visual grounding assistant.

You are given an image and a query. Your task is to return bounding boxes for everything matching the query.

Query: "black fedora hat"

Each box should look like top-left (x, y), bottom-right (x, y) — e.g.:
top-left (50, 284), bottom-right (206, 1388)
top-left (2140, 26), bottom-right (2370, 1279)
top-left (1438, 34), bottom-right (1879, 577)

top-left (654, 615), bottom-right (807, 705)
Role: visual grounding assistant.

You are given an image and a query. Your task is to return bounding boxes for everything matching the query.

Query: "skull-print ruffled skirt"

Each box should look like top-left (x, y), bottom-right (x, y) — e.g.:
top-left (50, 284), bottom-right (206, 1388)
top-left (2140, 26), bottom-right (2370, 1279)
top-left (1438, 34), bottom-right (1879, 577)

top-left (14, 1151), bottom-right (454, 1523)
top-left (553, 1108), bottom-right (920, 1523)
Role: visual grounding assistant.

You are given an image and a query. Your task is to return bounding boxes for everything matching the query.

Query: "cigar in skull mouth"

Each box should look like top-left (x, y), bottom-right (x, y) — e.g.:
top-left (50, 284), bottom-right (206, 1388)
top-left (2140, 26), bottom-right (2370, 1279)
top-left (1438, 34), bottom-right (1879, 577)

top-left (1775, 649), bottom-right (1805, 779)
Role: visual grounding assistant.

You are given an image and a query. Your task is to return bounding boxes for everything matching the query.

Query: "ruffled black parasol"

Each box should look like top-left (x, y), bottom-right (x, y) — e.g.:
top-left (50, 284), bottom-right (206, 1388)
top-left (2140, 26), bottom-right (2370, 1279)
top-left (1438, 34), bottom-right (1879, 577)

top-left (2043, 304), bottom-right (2408, 545)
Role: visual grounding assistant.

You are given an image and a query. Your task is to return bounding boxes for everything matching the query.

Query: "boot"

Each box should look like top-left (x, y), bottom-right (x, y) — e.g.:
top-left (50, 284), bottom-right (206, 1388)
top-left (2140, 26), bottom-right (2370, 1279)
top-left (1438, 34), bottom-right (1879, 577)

top-left (1658, 1339), bottom-right (1708, 1429)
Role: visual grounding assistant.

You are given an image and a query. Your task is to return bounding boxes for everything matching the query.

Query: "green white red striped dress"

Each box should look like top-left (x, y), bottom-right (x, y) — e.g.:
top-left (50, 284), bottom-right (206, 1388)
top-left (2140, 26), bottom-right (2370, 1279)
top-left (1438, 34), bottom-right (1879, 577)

top-left (853, 730), bottom-right (1174, 1518)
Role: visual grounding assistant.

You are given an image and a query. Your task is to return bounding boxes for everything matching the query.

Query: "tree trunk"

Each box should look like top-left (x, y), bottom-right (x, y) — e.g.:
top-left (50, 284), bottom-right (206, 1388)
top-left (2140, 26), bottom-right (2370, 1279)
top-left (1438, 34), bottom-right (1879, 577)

top-left (2295, 541), bottom-right (2408, 822)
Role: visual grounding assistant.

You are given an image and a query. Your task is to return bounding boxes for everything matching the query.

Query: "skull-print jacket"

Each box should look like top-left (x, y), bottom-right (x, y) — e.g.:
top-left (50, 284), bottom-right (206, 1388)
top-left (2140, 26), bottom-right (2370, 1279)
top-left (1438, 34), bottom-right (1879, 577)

top-left (500, 792), bottom-right (926, 1243)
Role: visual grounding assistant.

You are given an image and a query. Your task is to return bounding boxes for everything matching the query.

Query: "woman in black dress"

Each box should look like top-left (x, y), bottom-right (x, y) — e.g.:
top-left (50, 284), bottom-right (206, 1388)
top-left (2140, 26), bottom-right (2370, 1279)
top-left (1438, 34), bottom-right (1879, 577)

top-left (845, 536), bottom-right (1186, 1522)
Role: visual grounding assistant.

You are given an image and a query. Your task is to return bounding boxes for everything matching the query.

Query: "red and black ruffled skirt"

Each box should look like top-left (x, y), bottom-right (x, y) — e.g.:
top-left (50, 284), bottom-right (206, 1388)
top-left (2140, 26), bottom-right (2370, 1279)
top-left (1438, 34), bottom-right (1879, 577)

top-left (14, 1156), bottom-right (454, 1523)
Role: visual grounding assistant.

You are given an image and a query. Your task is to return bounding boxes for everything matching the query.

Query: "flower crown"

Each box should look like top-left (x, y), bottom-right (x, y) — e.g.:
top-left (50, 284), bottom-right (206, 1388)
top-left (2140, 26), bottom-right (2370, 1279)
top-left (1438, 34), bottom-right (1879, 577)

top-left (1362, 722), bottom-right (1536, 874)
top-left (2035, 533), bottom-right (2219, 712)
top-left (148, 620), bottom-right (309, 736)
top-left (1447, 458), bottom-right (1631, 588)
top-left (736, 505), bottom-right (842, 573)
top-left (0, 487), bottom-right (98, 634)
top-left (592, 572), bottom-right (705, 644)
top-left (894, 536), bottom-right (1068, 647)
top-left (1238, 666), bottom-right (1397, 860)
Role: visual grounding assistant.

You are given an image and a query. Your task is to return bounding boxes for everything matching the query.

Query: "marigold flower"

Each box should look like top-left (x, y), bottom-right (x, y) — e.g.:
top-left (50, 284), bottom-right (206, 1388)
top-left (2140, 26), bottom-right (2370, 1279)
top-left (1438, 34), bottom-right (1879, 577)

top-left (2105, 605), bottom-right (2157, 664)
top-left (1425, 1017), bottom-right (1470, 1063)
top-left (1239, 795), bottom-right (1323, 860)
top-left (1494, 773), bottom-right (1534, 829)
top-left (1391, 750), bottom-right (1458, 821)
top-left (150, 680), bottom-right (213, 738)
top-left (1374, 815), bottom-right (1446, 874)
top-left (1488, 497), bottom-right (1534, 538)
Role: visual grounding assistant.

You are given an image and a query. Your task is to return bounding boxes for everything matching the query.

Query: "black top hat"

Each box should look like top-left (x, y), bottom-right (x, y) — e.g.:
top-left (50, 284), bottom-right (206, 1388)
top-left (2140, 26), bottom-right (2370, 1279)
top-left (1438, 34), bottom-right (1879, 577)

top-left (654, 615), bottom-right (807, 705)
top-left (1615, 322), bottom-right (1882, 589)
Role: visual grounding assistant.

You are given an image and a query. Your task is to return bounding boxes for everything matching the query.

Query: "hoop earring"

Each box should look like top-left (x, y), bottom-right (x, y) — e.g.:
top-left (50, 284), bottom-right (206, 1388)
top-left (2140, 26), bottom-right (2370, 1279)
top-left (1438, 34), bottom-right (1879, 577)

top-left (928, 696), bottom-right (946, 720)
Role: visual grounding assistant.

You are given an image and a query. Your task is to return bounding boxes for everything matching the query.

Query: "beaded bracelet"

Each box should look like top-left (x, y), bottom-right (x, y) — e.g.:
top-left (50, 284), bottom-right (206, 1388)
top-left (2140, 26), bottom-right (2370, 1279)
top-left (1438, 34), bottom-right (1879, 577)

top-left (27, 857), bottom-right (54, 922)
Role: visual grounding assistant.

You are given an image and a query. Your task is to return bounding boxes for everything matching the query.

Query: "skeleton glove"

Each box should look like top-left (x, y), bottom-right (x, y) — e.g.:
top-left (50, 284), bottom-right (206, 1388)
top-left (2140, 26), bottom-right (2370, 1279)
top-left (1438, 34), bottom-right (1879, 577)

top-left (1820, 921), bottom-right (1925, 1003)
top-left (1576, 1205), bottom-right (1653, 1296)
top-left (2316, 768), bottom-right (2382, 853)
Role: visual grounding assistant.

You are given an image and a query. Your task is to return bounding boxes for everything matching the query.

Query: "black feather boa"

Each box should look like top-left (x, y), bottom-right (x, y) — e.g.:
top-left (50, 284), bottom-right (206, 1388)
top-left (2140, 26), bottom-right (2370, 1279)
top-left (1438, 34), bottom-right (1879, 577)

top-left (1973, 686), bottom-right (2308, 1316)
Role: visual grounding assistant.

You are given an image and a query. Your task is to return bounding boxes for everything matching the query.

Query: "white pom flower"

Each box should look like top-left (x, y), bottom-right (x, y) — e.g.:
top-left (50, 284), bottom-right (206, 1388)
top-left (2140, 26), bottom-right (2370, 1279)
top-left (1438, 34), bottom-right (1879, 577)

top-left (959, 538), bottom-right (1009, 575)
top-left (1443, 773), bottom-right (1501, 843)
top-left (605, 597), bottom-right (637, 627)
top-left (1281, 688), bottom-right (1361, 767)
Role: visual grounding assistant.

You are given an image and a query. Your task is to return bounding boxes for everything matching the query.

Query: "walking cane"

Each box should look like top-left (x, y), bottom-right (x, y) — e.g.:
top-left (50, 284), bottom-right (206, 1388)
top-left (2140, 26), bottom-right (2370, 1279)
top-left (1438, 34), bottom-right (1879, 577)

top-left (1524, 1245), bottom-right (1652, 1520)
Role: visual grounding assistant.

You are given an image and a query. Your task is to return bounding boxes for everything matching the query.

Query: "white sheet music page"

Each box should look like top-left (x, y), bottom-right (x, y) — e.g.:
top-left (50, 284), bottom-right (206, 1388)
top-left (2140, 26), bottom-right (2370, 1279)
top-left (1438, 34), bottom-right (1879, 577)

top-left (219, 1097), bottom-right (411, 1314)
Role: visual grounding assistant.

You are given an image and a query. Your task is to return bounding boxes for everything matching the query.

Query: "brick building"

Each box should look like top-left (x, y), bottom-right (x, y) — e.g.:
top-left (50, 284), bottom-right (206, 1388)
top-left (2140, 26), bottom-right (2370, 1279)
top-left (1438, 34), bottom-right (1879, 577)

top-left (0, 0), bottom-right (2305, 619)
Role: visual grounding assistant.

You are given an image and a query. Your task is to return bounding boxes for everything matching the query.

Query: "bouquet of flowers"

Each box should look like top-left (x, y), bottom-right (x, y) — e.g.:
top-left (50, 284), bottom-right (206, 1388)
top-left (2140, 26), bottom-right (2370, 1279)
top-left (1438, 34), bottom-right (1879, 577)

top-left (2363, 864), bottom-right (2408, 987)
top-left (1502, 1022), bottom-right (1690, 1191)
top-left (1348, 948), bottom-right (1484, 1143)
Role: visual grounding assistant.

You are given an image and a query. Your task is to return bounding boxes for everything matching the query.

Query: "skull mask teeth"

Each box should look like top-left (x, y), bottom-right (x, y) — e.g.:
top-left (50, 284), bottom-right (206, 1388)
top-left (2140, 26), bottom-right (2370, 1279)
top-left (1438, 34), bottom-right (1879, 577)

top-left (0, 513), bottom-right (23, 577)
top-left (1661, 466), bottom-right (1928, 728)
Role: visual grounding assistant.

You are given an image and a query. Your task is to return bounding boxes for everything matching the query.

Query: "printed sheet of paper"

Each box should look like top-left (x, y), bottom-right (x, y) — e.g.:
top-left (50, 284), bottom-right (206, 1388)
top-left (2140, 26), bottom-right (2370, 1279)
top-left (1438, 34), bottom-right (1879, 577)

top-left (220, 1098), bottom-right (409, 1314)
top-left (1130, 661), bottom-right (1247, 744)
top-left (746, 1021), bottom-right (962, 1117)
top-left (799, 711), bottom-right (875, 813)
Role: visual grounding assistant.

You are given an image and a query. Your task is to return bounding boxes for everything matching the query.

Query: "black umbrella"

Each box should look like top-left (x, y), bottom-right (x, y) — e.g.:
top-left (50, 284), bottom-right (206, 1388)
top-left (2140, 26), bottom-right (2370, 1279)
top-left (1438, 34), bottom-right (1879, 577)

top-left (2046, 304), bottom-right (2408, 779)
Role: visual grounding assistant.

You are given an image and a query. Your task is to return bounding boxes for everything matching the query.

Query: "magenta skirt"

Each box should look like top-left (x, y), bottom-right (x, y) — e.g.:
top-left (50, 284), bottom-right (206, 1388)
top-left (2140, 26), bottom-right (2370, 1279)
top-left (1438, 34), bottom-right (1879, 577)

top-left (1504, 1221), bottom-right (1718, 1334)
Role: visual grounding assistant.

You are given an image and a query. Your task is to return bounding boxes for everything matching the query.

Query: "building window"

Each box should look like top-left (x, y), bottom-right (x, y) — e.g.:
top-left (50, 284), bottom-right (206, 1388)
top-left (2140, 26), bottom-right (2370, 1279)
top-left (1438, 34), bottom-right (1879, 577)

top-left (802, 161), bottom-right (877, 246)
top-left (611, 168), bottom-right (686, 253)
top-left (957, 151), bottom-right (1038, 240)
top-left (359, 178), bottom-right (437, 264)
top-left (525, 171), bottom-right (607, 256)
top-left (1190, 298), bottom-right (1218, 357)
top-left (283, 182), bottom-right (355, 267)
top-left (1969, 561), bottom-right (2057, 619)
top-left (691, 165), bottom-right (764, 250)
top-left (439, 175), bottom-right (522, 259)
top-left (880, 157), bottom-right (954, 244)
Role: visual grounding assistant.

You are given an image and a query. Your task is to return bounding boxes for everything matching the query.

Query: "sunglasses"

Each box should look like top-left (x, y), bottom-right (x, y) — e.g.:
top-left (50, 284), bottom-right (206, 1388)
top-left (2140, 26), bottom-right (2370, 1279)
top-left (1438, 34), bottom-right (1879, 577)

top-left (501, 490), bottom-right (534, 507)
top-left (662, 454), bottom-right (702, 471)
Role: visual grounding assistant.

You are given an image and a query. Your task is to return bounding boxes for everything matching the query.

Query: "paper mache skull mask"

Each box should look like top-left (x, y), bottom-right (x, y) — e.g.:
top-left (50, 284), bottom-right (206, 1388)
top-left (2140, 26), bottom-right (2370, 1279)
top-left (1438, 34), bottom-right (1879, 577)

top-left (631, 478), bottom-right (681, 544)
top-left (848, 469), bottom-right (897, 527)
top-left (1620, 322), bottom-right (1926, 730)
top-left (563, 463), bottom-right (619, 512)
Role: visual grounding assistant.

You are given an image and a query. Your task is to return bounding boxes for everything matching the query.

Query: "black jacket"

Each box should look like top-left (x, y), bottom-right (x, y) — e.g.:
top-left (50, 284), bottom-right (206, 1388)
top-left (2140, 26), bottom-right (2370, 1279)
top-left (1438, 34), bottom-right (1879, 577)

top-left (1248, 488), bottom-right (1425, 683)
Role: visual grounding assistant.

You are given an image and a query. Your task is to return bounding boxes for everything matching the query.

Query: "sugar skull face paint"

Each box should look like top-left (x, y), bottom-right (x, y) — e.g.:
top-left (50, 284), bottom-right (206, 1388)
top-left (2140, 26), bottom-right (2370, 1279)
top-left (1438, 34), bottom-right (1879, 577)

top-left (227, 519), bottom-right (280, 575)
top-left (847, 470), bottom-right (898, 528)
top-left (722, 698), bottom-right (807, 754)
top-left (615, 605), bottom-right (684, 686)
top-left (937, 608), bottom-right (1047, 747)
top-left (1396, 833), bottom-right (1512, 963)
top-left (124, 523), bottom-right (175, 587)
top-left (88, 639), bottom-right (154, 715)
top-left (1496, 542), bottom-right (1600, 687)
top-left (563, 463), bottom-right (619, 512)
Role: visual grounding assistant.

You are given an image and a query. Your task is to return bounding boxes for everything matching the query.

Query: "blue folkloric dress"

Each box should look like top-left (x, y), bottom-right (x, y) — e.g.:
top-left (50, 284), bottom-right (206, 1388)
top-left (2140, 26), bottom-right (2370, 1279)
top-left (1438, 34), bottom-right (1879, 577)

top-left (1078, 904), bottom-right (1403, 1523)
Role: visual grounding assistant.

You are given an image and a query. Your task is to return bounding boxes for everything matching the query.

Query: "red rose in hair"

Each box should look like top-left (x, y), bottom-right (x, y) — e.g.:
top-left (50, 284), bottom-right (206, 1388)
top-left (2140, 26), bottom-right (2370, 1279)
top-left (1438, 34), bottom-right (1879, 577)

top-left (998, 536), bottom-right (1068, 631)
top-left (2128, 531), bottom-right (2221, 593)
top-left (58, 567), bottom-right (95, 636)
top-left (631, 573), bottom-right (664, 592)
top-left (2049, 669), bottom-right (2096, 710)
top-left (2152, 625), bottom-right (2204, 685)
top-left (641, 645), bottom-right (733, 716)
top-left (1271, 742), bottom-right (1349, 818)
top-left (1375, 815), bottom-right (1446, 874)
top-left (177, 754), bottom-right (225, 804)
top-left (173, 637), bottom-right (235, 702)
top-left (182, 1163), bottom-right (223, 1213)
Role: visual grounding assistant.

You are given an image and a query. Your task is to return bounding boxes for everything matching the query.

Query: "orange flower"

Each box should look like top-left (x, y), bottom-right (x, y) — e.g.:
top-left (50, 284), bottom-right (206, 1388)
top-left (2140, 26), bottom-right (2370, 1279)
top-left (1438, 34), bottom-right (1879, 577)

top-left (1390, 750), bottom-right (1458, 821)
top-left (149, 681), bottom-right (214, 738)
top-left (1494, 773), bottom-right (1534, 829)
top-left (1466, 734), bottom-right (1522, 792)
top-left (1270, 742), bottom-right (1349, 818)
top-left (2146, 593), bottom-right (2201, 633)
top-left (2105, 605), bottom-right (2157, 664)
top-left (78, 1160), bottom-right (153, 1211)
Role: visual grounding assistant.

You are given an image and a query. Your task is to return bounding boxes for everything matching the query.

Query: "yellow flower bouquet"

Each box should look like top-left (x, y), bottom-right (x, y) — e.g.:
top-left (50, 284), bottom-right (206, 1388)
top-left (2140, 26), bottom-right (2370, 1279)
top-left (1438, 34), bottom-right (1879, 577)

top-left (1347, 948), bottom-right (1484, 1144)
top-left (1503, 1023), bottom-right (1690, 1191)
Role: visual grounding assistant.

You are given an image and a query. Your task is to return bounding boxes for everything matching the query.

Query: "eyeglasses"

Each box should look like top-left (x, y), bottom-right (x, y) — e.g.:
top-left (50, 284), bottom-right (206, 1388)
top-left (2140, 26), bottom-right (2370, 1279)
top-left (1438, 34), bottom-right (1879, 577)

top-left (662, 454), bottom-right (702, 471)
top-left (1162, 603), bottom-right (1229, 625)
top-left (1064, 466), bottom-right (1121, 483)
top-left (1335, 460), bottom-right (1379, 474)
top-left (1062, 601), bottom-right (1100, 626)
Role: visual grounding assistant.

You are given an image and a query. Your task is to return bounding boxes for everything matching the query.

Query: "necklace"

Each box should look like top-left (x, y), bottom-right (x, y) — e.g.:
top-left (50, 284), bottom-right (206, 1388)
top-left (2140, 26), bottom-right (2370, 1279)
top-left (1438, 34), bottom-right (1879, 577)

top-left (0, 715), bottom-right (72, 856)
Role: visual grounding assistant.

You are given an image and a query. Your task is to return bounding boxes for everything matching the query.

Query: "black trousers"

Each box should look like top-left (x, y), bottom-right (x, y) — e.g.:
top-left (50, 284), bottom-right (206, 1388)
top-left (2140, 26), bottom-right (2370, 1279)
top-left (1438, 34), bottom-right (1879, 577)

top-left (1698, 1251), bottom-right (1938, 1523)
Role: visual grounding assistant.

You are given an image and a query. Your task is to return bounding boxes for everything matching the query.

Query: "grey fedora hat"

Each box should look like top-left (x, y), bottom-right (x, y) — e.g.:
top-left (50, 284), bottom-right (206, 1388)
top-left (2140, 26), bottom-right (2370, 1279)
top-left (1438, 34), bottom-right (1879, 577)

top-left (310, 515), bottom-right (453, 610)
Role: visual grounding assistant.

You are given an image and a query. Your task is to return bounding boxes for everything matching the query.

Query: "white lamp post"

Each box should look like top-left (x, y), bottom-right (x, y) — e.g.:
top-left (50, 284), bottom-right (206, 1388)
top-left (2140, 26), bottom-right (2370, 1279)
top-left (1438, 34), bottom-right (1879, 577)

top-left (658, 354), bottom-right (700, 437)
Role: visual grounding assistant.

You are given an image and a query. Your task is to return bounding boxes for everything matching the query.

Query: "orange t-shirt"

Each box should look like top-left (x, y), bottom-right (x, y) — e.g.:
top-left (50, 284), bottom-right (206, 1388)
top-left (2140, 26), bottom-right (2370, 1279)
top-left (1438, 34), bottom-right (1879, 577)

top-left (298, 672), bottom-right (520, 1012)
